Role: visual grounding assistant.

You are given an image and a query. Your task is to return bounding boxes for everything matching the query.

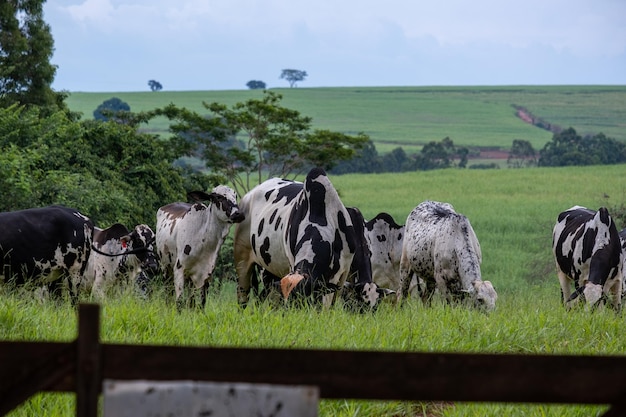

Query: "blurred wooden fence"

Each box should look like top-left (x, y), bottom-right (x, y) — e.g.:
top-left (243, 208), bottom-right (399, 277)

top-left (1, 304), bottom-right (626, 416)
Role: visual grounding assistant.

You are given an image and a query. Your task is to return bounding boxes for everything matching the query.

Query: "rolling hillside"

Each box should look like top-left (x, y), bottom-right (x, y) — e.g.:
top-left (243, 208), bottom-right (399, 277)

top-left (65, 85), bottom-right (626, 156)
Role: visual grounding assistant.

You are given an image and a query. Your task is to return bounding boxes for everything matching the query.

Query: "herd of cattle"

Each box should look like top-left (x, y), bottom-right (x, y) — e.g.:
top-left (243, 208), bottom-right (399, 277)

top-left (0, 167), bottom-right (624, 313)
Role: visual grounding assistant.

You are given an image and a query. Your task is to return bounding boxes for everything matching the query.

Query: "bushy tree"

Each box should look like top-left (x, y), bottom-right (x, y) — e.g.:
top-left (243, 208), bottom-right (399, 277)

top-left (279, 69), bottom-right (307, 88)
top-left (0, 105), bottom-right (200, 228)
top-left (148, 80), bottom-right (163, 91)
top-left (538, 127), bottom-right (626, 167)
top-left (246, 80), bottom-right (266, 90)
top-left (93, 97), bottom-right (131, 122)
top-left (148, 91), bottom-right (368, 195)
top-left (507, 139), bottom-right (537, 168)
top-left (0, 0), bottom-right (65, 113)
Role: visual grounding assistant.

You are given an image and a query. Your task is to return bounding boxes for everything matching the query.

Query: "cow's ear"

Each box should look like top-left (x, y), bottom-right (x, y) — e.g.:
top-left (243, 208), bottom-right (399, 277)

top-left (377, 288), bottom-right (396, 298)
top-left (187, 191), bottom-right (212, 203)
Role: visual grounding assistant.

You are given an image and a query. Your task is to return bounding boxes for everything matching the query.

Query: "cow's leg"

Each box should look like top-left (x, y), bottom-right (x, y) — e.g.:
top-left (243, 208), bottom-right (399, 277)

top-left (173, 265), bottom-right (186, 311)
top-left (398, 256), bottom-right (413, 304)
top-left (234, 255), bottom-right (255, 308)
top-left (199, 278), bottom-right (209, 309)
top-left (557, 269), bottom-right (573, 309)
top-left (605, 276), bottom-right (622, 312)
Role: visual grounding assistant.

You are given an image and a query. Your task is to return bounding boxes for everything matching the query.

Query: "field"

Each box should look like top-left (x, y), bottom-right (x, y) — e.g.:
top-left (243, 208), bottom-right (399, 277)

top-left (65, 85), bottom-right (626, 156)
top-left (4, 165), bottom-right (626, 416)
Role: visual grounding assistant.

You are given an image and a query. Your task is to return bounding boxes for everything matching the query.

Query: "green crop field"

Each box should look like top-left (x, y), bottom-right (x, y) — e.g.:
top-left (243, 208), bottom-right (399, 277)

top-left (4, 165), bottom-right (626, 416)
top-left (65, 85), bottom-right (626, 156)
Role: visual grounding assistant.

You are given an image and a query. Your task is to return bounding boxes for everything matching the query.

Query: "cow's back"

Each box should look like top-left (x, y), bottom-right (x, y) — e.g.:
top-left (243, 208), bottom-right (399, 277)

top-left (403, 201), bottom-right (481, 284)
top-left (236, 178), bottom-right (302, 277)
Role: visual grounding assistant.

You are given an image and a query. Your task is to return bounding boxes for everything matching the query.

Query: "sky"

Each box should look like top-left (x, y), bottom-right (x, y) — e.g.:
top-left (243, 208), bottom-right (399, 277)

top-left (43, 0), bottom-right (626, 92)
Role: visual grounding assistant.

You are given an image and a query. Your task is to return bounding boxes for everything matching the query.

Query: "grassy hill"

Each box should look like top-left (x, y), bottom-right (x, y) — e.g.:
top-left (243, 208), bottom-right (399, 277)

top-left (65, 85), bottom-right (626, 155)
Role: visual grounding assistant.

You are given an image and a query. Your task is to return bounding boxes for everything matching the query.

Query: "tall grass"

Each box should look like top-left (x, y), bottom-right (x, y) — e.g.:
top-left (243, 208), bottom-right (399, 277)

top-left (3, 165), bottom-right (626, 416)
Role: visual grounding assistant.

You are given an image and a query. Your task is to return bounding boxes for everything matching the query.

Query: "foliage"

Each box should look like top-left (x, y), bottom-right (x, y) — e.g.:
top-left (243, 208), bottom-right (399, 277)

top-left (0, 0), bottom-right (66, 113)
top-left (147, 91), bottom-right (369, 195)
top-left (331, 137), bottom-right (469, 174)
top-left (507, 139), bottom-right (537, 168)
top-left (245, 80), bottom-right (266, 90)
top-left (279, 69), bottom-right (307, 88)
top-left (93, 97), bottom-right (131, 121)
top-left (148, 80), bottom-right (163, 91)
top-left (0, 104), bottom-right (200, 228)
top-left (538, 127), bottom-right (626, 167)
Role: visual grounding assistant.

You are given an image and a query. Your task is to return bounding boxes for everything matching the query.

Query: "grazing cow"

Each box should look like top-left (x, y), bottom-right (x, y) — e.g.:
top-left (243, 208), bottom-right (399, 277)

top-left (0, 205), bottom-right (94, 303)
top-left (84, 223), bottom-right (158, 298)
top-left (234, 167), bottom-right (387, 310)
top-left (398, 201), bottom-right (497, 311)
top-left (156, 186), bottom-right (244, 308)
top-left (365, 212), bottom-right (405, 291)
top-left (552, 206), bottom-right (622, 310)
top-left (339, 207), bottom-right (395, 311)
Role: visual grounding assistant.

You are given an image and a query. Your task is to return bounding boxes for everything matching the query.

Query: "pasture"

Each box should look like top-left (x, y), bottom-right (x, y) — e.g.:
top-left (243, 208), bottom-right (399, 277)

top-left (65, 85), bottom-right (626, 155)
top-left (3, 165), bottom-right (626, 416)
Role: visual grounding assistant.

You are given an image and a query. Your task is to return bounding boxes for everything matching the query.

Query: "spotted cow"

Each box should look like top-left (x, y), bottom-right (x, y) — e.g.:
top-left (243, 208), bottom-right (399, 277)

top-left (0, 205), bottom-right (94, 303)
top-left (156, 186), bottom-right (244, 308)
top-left (234, 167), bottom-right (387, 310)
top-left (398, 201), bottom-right (497, 310)
top-left (84, 223), bottom-right (158, 298)
top-left (365, 212), bottom-right (405, 291)
top-left (553, 206), bottom-right (622, 310)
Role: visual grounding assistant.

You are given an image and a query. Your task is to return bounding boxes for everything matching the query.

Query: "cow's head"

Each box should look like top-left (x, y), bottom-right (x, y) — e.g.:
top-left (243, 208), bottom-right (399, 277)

top-left (121, 224), bottom-right (159, 272)
top-left (188, 185), bottom-right (245, 224)
top-left (472, 280), bottom-right (497, 311)
top-left (343, 281), bottom-right (396, 312)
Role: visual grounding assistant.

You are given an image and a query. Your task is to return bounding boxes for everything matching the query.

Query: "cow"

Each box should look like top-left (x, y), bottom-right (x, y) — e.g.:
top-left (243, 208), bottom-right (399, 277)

top-left (552, 206), bottom-right (622, 310)
top-left (156, 186), bottom-right (244, 308)
top-left (234, 167), bottom-right (387, 310)
top-left (84, 223), bottom-right (158, 299)
top-left (365, 212), bottom-right (405, 291)
top-left (398, 201), bottom-right (497, 311)
top-left (0, 205), bottom-right (94, 303)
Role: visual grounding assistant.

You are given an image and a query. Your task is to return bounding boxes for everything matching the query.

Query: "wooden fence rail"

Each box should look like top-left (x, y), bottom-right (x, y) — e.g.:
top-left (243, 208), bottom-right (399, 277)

top-left (1, 304), bottom-right (626, 416)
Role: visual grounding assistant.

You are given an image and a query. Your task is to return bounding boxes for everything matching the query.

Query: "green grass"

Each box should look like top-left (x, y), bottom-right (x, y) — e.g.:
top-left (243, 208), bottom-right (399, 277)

top-left (4, 165), bottom-right (626, 416)
top-left (65, 85), bottom-right (626, 155)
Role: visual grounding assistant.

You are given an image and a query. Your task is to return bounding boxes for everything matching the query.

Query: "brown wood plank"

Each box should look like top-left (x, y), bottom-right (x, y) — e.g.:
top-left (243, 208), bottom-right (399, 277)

top-left (0, 341), bottom-right (75, 415)
top-left (75, 304), bottom-right (101, 417)
top-left (101, 344), bottom-right (626, 405)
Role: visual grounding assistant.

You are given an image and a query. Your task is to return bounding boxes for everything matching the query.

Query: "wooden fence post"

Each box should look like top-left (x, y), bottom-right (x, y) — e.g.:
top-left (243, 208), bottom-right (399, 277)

top-left (75, 304), bottom-right (101, 417)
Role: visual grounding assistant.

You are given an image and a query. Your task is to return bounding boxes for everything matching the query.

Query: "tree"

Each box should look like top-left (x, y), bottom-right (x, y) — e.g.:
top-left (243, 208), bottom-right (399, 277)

top-left (150, 91), bottom-right (368, 195)
top-left (507, 139), bottom-right (537, 168)
top-left (246, 80), bottom-right (266, 90)
top-left (148, 80), bottom-right (163, 91)
top-left (0, 104), bottom-right (202, 228)
top-left (0, 0), bottom-right (65, 112)
top-left (279, 69), bottom-right (307, 88)
top-left (538, 127), bottom-right (626, 167)
top-left (93, 97), bottom-right (131, 122)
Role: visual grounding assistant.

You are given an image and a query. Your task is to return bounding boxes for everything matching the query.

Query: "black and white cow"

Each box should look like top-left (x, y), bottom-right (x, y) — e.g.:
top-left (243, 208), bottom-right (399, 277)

top-left (156, 186), bottom-right (244, 308)
top-left (553, 206), bottom-right (622, 310)
top-left (365, 212), bottom-right (405, 291)
top-left (398, 201), bottom-right (497, 310)
top-left (234, 167), bottom-right (386, 310)
top-left (84, 223), bottom-right (158, 298)
top-left (0, 205), bottom-right (94, 303)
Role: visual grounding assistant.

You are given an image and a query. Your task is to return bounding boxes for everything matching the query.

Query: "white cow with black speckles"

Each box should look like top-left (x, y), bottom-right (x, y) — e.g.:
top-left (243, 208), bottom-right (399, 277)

top-left (398, 200), bottom-right (497, 311)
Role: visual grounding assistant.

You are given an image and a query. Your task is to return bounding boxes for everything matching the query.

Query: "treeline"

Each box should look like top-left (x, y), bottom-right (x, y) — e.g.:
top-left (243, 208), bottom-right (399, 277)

top-left (331, 127), bottom-right (626, 174)
top-left (331, 137), bottom-right (469, 174)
